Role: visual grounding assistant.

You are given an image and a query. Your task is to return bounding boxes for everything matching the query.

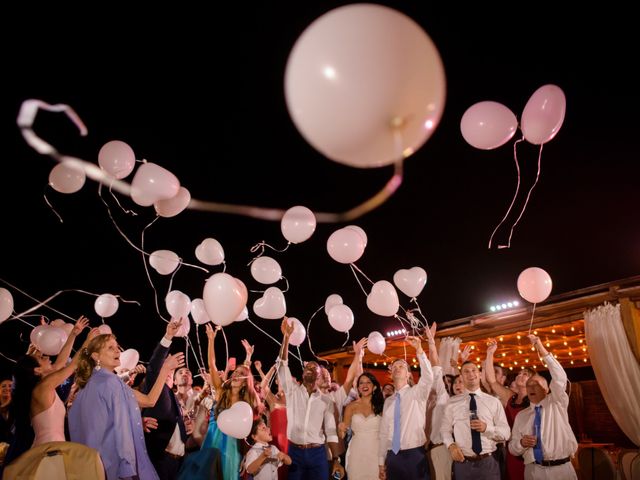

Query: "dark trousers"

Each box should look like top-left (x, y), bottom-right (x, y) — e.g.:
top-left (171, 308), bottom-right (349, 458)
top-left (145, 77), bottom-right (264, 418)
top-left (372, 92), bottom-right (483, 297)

top-left (153, 452), bottom-right (184, 480)
top-left (386, 446), bottom-right (430, 479)
top-left (288, 445), bottom-right (328, 480)
top-left (453, 455), bottom-right (500, 480)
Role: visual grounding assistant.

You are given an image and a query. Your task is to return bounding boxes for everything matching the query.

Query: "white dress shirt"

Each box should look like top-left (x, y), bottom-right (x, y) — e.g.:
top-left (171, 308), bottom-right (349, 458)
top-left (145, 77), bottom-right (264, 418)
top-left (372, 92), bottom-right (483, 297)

top-left (508, 353), bottom-right (578, 463)
top-left (441, 388), bottom-right (510, 456)
top-left (429, 366), bottom-right (450, 445)
top-left (378, 351), bottom-right (434, 464)
top-left (277, 359), bottom-right (338, 445)
top-left (244, 442), bottom-right (283, 480)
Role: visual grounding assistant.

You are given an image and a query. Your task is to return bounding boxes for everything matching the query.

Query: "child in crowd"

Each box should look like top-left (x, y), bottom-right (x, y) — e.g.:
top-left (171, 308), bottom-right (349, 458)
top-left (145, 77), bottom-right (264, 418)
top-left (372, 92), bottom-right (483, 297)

top-left (244, 417), bottom-right (291, 480)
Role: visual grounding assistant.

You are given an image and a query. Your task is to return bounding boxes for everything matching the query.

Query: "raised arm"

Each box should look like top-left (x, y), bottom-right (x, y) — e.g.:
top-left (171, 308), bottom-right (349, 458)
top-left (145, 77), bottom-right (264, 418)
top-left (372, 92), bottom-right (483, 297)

top-left (279, 317), bottom-right (293, 361)
top-left (528, 334), bottom-right (568, 405)
top-left (241, 339), bottom-right (254, 367)
top-left (134, 353), bottom-right (184, 408)
top-left (205, 323), bottom-right (222, 392)
top-left (484, 339), bottom-right (513, 406)
top-left (425, 322), bottom-right (439, 366)
top-left (342, 337), bottom-right (366, 395)
top-left (407, 335), bottom-right (433, 392)
top-left (52, 315), bottom-right (89, 370)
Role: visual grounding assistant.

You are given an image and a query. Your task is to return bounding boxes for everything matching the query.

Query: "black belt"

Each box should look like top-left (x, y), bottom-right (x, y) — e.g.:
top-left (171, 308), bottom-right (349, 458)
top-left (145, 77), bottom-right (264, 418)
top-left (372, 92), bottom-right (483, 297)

top-left (536, 457), bottom-right (570, 467)
top-left (289, 442), bottom-right (323, 449)
top-left (464, 453), bottom-right (492, 462)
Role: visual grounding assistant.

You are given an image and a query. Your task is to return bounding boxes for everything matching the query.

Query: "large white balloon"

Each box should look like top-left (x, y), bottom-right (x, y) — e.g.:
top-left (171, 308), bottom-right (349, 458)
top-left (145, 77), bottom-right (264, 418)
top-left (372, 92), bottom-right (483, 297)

top-left (149, 250), bottom-right (180, 275)
top-left (367, 331), bottom-right (386, 355)
top-left (250, 256), bottom-right (282, 285)
top-left (165, 290), bottom-right (191, 319)
top-left (217, 401), bottom-right (253, 439)
top-left (281, 206), bottom-right (317, 244)
top-left (366, 281), bottom-right (399, 316)
top-left (34, 326), bottom-right (67, 356)
top-left (285, 3), bottom-right (445, 168)
top-left (203, 273), bottom-right (248, 326)
top-left (0, 288), bottom-right (14, 324)
top-left (393, 267), bottom-right (427, 298)
top-left (195, 238), bottom-right (225, 266)
top-left (94, 293), bottom-right (119, 318)
top-left (517, 267), bottom-right (553, 303)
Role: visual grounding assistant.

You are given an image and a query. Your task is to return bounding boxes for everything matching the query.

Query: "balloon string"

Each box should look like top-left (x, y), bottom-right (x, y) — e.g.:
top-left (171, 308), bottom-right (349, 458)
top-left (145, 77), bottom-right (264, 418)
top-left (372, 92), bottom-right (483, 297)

top-left (341, 330), bottom-right (350, 348)
top-left (140, 217), bottom-right (168, 322)
top-left (195, 324), bottom-right (207, 370)
top-left (221, 261), bottom-right (227, 274)
top-left (488, 137), bottom-right (525, 249)
top-left (167, 261), bottom-right (182, 298)
top-left (0, 351), bottom-right (17, 364)
top-left (19, 99), bottom-right (403, 224)
top-left (43, 190), bottom-right (64, 223)
top-left (296, 346), bottom-right (304, 370)
top-left (220, 327), bottom-right (230, 373)
top-left (349, 265), bottom-right (371, 297)
top-left (246, 318), bottom-right (302, 363)
top-left (185, 334), bottom-right (204, 373)
top-left (108, 182), bottom-right (138, 216)
top-left (280, 276), bottom-right (290, 293)
top-left (350, 263), bottom-right (375, 285)
top-left (0, 278), bottom-right (79, 323)
top-left (305, 305), bottom-right (331, 364)
top-left (505, 143), bottom-right (544, 249)
top-left (528, 303), bottom-right (537, 334)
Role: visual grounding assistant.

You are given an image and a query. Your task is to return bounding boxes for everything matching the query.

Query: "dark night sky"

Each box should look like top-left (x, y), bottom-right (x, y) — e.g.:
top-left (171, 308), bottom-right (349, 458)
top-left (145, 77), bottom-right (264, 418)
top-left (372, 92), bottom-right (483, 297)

top-left (1, 3), bottom-right (638, 373)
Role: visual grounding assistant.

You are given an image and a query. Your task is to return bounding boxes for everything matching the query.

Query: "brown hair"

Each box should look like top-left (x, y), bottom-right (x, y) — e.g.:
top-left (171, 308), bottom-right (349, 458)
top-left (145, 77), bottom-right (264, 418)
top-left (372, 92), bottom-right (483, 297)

top-left (75, 334), bottom-right (116, 389)
top-left (214, 365), bottom-right (262, 418)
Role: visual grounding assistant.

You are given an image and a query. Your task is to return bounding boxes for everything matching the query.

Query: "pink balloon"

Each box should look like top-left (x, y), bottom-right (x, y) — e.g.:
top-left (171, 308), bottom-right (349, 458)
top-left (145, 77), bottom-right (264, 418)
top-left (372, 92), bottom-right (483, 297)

top-left (393, 267), bottom-right (427, 298)
top-left (154, 187), bottom-right (191, 218)
top-left (517, 267), bottom-right (553, 303)
top-left (281, 206), bottom-right (317, 244)
top-left (250, 256), bottom-right (282, 284)
top-left (174, 317), bottom-right (191, 338)
top-left (30, 325), bottom-right (47, 346)
top-left (345, 225), bottom-right (368, 248)
top-left (460, 101), bottom-right (517, 150)
top-left (367, 331), bottom-right (386, 355)
top-left (48, 162), bottom-right (86, 194)
top-left (98, 140), bottom-right (136, 179)
top-left (118, 349), bottom-right (139, 372)
top-left (366, 280), bottom-right (399, 316)
top-left (287, 317), bottom-right (306, 346)
top-left (149, 250), bottom-right (180, 275)
top-left (217, 401), bottom-right (253, 439)
top-left (521, 85), bottom-right (566, 145)
top-left (328, 304), bottom-right (354, 332)
top-left (165, 290), bottom-right (191, 319)
top-left (131, 162), bottom-right (180, 207)
top-left (285, 4), bottom-right (445, 168)
top-left (253, 287), bottom-right (287, 320)
top-left (0, 288), bottom-right (14, 323)
top-left (195, 238), bottom-right (225, 266)
top-left (327, 228), bottom-right (366, 264)
top-left (324, 294), bottom-right (343, 316)
top-left (97, 324), bottom-right (112, 335)
top-left (94, 293), bottom-right (119, 318)
top-left (190, 298), bottom-right (211, 325)
top-left (35, 326), bottom-right (67, 356)
top-left (235, 306), bottom-right (249, 322)
top-left (203, 273), bottom-right (247, 327)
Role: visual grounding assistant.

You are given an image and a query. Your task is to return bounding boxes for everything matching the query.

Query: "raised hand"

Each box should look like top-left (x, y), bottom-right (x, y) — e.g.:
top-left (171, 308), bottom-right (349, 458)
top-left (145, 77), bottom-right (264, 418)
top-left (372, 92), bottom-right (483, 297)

top-left (406, 336), bottom-right (423, 353)
top-left (205, 323), bottom-right (220, 340)
top-left (241, 339), bottom-right (254, 356)
top-left (72, 316), bottom-right (90, 335)
top-left (353, 337), bottom-right (367, 358)
top-left (166, 318), bottom-right (183, 339)
top-left (281, 317), bottom-right (294, 337)
top-left (254, 360), bottom-right (262, 372)
top-left (132, 364), bottom-right (146, 375)
top-left (459, 344), bottom-right (472, 363)
top-left (527, 334), bottom-right (540, 346)
top-left (486, 338), bottom-right (498, 356)
top-left (163, 352), bottom-right (185, 371)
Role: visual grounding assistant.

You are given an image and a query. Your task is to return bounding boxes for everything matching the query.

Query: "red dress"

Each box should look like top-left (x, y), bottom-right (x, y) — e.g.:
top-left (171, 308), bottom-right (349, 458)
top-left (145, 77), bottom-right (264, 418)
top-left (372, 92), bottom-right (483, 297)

top-left (269, 406), bottom-right (288, 480)
top-left (504, 395), bottom-right (528, 480)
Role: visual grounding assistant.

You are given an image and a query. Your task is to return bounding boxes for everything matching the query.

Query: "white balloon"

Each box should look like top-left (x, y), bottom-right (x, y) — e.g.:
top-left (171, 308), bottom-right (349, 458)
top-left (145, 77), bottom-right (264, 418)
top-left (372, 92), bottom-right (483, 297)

top-left (345, 225), bottom-right (368, 247)
top-left (327, 304), bottom-right (354, 333)
top-left (203, 273), bottom-right (248, 326)
top-left (327, 228), bottom-right (366, 264)
top-left (324, 294), bottom-right (343, 316)
top-left (154, 187), bottom-right (191, 218)
top-left (35, 326), bottom-right (67, 356)
top-left (281, 206), bottom-right (317, 244)
top-left (118, 349), bottom-right (140, 372)
top-left (48, 162), bottom-right (86, 194)
top-left (253, 287), bottom-right (287, 320)
top-left (217, 401), bottom-right (253, 439)
top-left (94, 293), bottom-right (119, 318)
top-left (366, 280), bottom-right (399, 316)
top-left (195, 238), bottom-right (225, 266)
top-left (287, 317), bottom-right (307, 346)
top-left (190, 298), bottom-right (211, 325)
top-left (235, 306), bottom-right (249, 322)
top-left (149, 250), bottom-right (180, 275)
top-left (165, 290), bottom-right (191, 319)
top-left (250, 256), bottom-right (282, 284)
top-left (0, 288), bottom-right (14, 323)
top-left (61, 323), bottom-right (74, 335)
top-left (97, 324), bottom-right (112, 335)
top-left (393, 267), bottom-right (428, 298)
top-left (98, 140), bottom-right (136, 179)
top-left (367, 331), bottom-right (386, 355)
top-left (517, 267), bottom-right (553, 304)
top-left (131, 162), bottom-right (180, 207)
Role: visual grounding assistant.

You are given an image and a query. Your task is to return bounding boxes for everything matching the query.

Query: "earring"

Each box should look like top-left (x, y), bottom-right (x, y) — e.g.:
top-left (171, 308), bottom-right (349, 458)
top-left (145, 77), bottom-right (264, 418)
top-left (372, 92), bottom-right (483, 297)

top-left (95, 359), bottom-right (101, 371)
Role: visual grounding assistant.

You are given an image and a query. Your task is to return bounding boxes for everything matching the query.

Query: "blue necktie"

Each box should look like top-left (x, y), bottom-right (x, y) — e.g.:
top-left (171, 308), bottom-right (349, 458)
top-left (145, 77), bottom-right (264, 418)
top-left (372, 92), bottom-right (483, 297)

top-left (533, 405), bottom-right (543, 463)
top-left (392, 393), bottom-right (401, 454)
top-left (469, 393), bottom-right (482, 455)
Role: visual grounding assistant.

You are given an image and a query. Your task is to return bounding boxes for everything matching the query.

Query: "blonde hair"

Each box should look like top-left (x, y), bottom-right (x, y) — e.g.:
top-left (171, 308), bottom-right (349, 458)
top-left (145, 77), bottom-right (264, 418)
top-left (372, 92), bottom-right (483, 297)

top-left (75, 334), bottom-right (116, 389)
top-left (215, 365), bottom-right (263, 417)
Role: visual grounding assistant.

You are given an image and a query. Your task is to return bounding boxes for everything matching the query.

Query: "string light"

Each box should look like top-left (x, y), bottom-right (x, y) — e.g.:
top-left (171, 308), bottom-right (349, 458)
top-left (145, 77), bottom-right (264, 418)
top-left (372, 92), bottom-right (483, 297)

top-left (552, 329), bottom-right (556, 333)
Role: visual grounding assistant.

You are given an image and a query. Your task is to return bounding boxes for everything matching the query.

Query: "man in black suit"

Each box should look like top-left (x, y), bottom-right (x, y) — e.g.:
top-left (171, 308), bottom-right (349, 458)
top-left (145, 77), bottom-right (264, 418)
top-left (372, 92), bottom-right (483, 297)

top-left (141, 318), bottom-right (192, 480)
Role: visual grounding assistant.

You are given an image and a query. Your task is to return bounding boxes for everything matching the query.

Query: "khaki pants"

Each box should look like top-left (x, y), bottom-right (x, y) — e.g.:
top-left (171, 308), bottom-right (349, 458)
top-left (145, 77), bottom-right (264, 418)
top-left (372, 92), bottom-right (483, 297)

top-left (429, 444), bottom-right (452, 480)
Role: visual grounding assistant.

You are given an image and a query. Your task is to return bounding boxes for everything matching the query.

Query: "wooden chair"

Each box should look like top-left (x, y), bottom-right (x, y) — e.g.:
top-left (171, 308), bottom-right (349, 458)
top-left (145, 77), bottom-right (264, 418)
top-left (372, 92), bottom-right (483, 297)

top-left (578, 446), bottom-right (616, 480)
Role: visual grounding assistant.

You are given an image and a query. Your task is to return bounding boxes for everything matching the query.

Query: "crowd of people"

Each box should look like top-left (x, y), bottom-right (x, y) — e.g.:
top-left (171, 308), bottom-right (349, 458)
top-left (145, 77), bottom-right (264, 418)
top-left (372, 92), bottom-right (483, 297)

top-left (0, 315), bottom-right (580, 480)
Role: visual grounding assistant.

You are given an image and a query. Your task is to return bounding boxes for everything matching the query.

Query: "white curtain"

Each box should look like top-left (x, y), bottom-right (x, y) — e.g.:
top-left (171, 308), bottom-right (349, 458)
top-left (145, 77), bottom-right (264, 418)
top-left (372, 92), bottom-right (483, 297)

top-left (584, 302), bottom-right (640, 446)
top-left (438, 336), bottom-right (462, 376)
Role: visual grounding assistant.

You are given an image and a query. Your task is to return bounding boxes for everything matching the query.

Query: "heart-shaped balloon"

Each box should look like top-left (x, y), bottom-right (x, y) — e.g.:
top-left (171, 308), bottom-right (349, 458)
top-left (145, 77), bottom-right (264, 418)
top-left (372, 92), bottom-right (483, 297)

top-left (195, 238), bottom-right (225, 266)
top-left (203, 273), bottom-right (247, 326)
top-left (117, 348), bottom-right (140, 373)
top-left (217, 401), bottom-right (253, 439)
top-left (253, 287), bottom-right (286, 320)
top-left (366, 280), bottom-right (399, 317)
top-left (393, 267), bottom-right (427, 298)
